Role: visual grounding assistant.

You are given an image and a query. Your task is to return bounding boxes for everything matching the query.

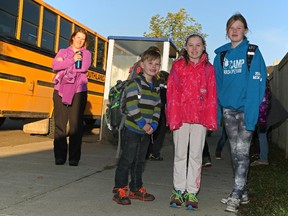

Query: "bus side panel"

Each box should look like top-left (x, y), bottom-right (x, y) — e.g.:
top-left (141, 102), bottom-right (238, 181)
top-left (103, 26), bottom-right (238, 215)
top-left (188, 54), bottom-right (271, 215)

top-left (0, 60), bottom-right (54, 116)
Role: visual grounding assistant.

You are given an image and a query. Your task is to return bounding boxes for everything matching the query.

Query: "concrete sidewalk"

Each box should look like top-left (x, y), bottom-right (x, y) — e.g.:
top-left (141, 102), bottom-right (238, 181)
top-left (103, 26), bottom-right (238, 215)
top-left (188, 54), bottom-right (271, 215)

top-left (0, 129), bottom-right (235, 216)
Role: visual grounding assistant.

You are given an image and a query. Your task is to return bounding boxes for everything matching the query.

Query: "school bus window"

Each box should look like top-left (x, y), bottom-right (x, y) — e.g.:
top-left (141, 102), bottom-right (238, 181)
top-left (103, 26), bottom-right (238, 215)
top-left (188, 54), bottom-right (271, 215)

top-left (96, 38), bottom-right (105, 69)
top-left (41, 8), bottom-right (56, 51)
top-left (20, 0), bottom-right (39, 45)
top-left (75, 25), bottom-right (81, 31)
top-left (0, 0), bottom-right (18, 37)
top-left (59, 17), bottom-right (72, 50)
top-left (0, 0), bottom-right (18, 15)
top-left (59, 37), bottom-right (68, 50)
top-left (87, 32), bottom-right (95, 66)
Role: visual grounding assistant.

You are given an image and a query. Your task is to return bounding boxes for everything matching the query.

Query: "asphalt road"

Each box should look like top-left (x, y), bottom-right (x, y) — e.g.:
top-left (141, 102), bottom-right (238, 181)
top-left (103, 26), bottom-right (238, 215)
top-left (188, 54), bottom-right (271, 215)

top-left (0, 118), bottom-right (234, 216)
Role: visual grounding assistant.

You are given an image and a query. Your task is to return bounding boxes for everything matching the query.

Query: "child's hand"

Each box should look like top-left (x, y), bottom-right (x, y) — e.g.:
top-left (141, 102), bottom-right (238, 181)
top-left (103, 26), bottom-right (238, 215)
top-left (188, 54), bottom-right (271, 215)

top-left (143, 124), bottom-right (153, 135)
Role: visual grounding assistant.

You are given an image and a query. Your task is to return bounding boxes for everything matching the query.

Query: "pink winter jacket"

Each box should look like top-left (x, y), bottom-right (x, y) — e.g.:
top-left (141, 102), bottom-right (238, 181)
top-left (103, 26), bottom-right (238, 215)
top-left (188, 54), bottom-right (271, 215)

top-left (166, 53), bottom-right (218, 131)
top-left (52, 46), bottom-right (91, 105)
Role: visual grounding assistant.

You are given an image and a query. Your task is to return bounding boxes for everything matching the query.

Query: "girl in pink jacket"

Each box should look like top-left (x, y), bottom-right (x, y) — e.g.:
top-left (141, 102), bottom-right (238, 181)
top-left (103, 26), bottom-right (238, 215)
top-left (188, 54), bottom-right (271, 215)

top-left (167, 34), bottom-right (217, 210)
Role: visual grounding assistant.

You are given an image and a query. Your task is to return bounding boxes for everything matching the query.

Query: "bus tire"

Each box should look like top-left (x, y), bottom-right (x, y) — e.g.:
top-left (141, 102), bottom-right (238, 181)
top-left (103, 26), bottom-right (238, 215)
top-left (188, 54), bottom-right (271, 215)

top-left (0, 117), bottom-right (6, 128)
top-left (84, 119), bottom-right (96, 125)
top-left (48, 116), bottom-right (55, 139)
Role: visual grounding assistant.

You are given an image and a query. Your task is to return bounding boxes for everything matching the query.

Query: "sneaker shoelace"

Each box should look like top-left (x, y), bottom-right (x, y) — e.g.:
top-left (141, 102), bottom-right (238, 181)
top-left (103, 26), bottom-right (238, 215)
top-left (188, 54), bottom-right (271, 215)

top-left (184, 193), bottom-right (198, 202)
top-left (171, 190), bottom-right (184, 203)
top-left (138, 187), bottom-right (148, 194)
top-left (228, 198), bottom-right (240, 206)
top-left (118, 186), bottom-right (128, 198)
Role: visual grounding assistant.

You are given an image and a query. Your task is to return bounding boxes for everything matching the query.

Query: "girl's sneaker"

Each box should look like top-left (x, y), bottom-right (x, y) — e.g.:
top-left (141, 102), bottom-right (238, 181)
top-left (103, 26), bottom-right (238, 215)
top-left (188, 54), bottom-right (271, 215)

top-left (170, 190), bottom-right (184, 208)
top-left (225, 197), bottom-right (240, 213)
top-left (183, 192), bottom-right (198, 210)
top-left (221, 193), bottom-right (249, 205)
top-left (250, 159), bottom-right (269, 166)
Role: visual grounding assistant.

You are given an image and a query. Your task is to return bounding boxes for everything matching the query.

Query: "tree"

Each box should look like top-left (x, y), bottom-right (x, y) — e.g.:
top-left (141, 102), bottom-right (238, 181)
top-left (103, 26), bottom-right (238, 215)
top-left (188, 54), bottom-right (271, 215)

top-left (144, 8), bottom-right (207, 49)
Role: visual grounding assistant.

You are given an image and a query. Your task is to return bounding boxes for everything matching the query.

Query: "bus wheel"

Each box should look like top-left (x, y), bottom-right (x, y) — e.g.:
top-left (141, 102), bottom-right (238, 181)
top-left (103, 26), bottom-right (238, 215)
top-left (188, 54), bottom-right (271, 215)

top-left (48, 115), bottom-right (55, 139)
top-left (0, 117), bottom-right (6, 127)
top-left (84, 119), bottom-right (96, 126)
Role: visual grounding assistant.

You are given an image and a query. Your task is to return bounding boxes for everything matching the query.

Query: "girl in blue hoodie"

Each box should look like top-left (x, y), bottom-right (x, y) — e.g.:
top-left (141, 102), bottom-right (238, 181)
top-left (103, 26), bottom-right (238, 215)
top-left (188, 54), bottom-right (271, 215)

top-left (213, 13), bottom-right (267, 213)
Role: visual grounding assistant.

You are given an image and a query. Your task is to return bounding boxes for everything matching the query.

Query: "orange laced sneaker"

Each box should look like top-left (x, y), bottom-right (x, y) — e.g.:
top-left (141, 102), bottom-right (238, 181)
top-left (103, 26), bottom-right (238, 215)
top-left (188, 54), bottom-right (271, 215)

top-left (129, 186), bottom-right (155, 201)
top-left (113, 186), bottom-right (131, 205)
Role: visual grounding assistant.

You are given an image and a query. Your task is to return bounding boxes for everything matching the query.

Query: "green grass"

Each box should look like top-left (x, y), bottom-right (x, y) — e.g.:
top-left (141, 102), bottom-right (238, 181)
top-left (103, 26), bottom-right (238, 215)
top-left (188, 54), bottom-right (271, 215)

top-left (238, 143), bottom-right (288, 216)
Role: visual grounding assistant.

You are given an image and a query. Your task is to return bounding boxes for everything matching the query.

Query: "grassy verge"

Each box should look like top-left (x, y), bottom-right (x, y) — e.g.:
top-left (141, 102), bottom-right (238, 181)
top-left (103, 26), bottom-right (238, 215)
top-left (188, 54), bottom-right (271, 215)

top-left (239, 143), bottom-right (288, 216)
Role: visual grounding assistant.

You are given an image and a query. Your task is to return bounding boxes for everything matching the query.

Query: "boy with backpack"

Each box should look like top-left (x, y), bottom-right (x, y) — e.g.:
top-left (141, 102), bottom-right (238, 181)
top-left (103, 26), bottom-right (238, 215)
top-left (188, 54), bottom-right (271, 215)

top-left (112, 48), bottom-right (162, 205)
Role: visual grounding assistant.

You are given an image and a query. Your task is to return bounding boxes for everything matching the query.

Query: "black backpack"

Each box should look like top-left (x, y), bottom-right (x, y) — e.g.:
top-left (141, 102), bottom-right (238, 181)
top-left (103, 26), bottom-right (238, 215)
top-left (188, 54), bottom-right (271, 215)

top-left (220, 44), bottom-right (258, 71)
top-left (105, 78), bottom-right (142, 158)
top-left (105, 77), bottom-right (141, 131)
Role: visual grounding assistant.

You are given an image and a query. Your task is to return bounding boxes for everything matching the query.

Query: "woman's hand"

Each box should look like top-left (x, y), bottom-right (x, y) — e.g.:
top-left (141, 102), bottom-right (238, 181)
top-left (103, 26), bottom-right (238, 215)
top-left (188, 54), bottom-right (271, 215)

top-left (74, 51), bottom-right (83, 62)
top-left (56, 57), bottom-right (63, 61)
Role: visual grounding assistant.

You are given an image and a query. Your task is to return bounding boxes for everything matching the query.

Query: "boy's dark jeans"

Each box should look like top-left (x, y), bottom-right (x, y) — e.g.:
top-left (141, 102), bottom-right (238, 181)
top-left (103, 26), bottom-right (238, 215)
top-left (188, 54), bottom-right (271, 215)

top-left (114, 127), bottom-right (150, 191)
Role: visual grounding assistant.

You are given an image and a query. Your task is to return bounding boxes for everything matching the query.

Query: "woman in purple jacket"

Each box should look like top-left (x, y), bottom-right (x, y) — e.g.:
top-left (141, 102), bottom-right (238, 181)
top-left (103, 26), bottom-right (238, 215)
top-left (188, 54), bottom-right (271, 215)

top-left (52, 29), bottom-right (91, 166)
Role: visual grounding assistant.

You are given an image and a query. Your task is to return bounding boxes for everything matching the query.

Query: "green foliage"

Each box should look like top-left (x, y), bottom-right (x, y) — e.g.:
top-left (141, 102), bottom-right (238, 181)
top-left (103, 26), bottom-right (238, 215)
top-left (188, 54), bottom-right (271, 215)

top-left (144, 8), bottom-right (207, 49)
top-left (238, 143), bottom-right (288, 216)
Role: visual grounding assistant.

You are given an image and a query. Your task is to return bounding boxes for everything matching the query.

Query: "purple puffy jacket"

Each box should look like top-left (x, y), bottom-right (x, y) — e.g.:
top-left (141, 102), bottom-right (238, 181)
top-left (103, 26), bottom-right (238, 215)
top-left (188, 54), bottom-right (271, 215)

top-left (258, 79), bottom-right (272, 127)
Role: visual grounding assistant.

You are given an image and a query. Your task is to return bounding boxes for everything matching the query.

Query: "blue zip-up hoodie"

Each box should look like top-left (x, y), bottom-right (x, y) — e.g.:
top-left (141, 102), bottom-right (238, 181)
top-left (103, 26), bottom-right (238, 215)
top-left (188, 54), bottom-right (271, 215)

top-left (213, 38), bottom-right (267, 131)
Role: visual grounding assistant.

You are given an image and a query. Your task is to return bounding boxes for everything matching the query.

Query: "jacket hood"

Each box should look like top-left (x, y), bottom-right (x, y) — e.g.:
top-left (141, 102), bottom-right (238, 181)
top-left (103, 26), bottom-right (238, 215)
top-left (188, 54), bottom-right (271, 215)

top-left (214, 38), bottom-right (250, 55)
top-left (179, 52), bottom-right (209, 65)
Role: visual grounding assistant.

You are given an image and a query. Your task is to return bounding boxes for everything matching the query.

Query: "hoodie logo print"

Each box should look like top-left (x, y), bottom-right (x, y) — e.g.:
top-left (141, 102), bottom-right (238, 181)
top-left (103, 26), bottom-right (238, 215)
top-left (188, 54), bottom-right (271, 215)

top-left (223, 58), bottom-right (245, 74)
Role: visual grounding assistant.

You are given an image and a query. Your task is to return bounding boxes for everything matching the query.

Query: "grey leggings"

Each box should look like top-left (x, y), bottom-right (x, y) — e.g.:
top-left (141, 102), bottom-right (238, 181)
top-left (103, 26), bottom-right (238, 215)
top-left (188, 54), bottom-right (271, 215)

top-left (223, 108), bottom-right (253, 199)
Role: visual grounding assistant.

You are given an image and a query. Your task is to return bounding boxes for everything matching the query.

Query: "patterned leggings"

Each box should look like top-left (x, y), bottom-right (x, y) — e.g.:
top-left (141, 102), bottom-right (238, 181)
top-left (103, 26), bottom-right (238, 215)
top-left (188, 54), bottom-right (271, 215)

top-left (223, 108), bottom-right (254, 199)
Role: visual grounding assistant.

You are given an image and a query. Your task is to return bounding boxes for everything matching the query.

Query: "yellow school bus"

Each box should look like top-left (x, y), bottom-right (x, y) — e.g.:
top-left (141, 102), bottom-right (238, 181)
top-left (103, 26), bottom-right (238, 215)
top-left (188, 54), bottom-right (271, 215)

top-left (0, 0), bottom-right (108, 135)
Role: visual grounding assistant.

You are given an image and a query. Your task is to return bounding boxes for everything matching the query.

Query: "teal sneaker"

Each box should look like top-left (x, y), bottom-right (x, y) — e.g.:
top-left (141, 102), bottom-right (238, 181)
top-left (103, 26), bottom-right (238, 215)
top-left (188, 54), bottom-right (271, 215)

top-left (170, 190), bottom-right (184, 208)
top-left (183, 192), bottom-right (198, 210)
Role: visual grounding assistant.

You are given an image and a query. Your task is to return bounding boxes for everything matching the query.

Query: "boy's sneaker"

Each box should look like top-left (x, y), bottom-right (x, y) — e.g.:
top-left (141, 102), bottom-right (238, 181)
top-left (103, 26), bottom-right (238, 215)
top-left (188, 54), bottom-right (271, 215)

top-left (170, 190), bottom-right (185, 208)
top-left (183, 192), bottom-right (198, 210)
top-left (225, 197), bottom-right (240, 213)
top-left (221, 194), bottom-right (249, 205)
top-left (215, 150), bottom-right (222, 159)
top-left (112, 187), bottom-right (131, 205)
top-left (202, 156), bottom-right (212, 167)
top-left (129, 186), bottom-right (155, 201)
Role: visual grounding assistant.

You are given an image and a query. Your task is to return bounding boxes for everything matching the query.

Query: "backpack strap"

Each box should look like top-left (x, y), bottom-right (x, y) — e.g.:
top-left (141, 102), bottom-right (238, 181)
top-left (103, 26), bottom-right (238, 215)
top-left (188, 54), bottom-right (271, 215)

top-left (246, 44), bottom-right (257, 71)
top-left (132, 77), bottom-right (142, 93)
top-left (220, 44), bottom-right (258, 71)
top-left (220, 50), bottom-right (228, 68)
top-left (115, 77), bottom-right (142, 159)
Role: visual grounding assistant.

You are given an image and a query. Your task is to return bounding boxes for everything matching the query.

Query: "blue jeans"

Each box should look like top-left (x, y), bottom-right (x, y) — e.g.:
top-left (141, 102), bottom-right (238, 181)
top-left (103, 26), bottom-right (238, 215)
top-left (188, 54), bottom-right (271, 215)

top-left (215, 126), bottom-right (228, 152)
top-left (114, 127), bottom-right (150, 191)
top-left (258, 129), bottom-right (268, 161)
top-left (149, 112), bottom-right (167, 157)
top-left (223, 108), bottom-right (253, 199)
